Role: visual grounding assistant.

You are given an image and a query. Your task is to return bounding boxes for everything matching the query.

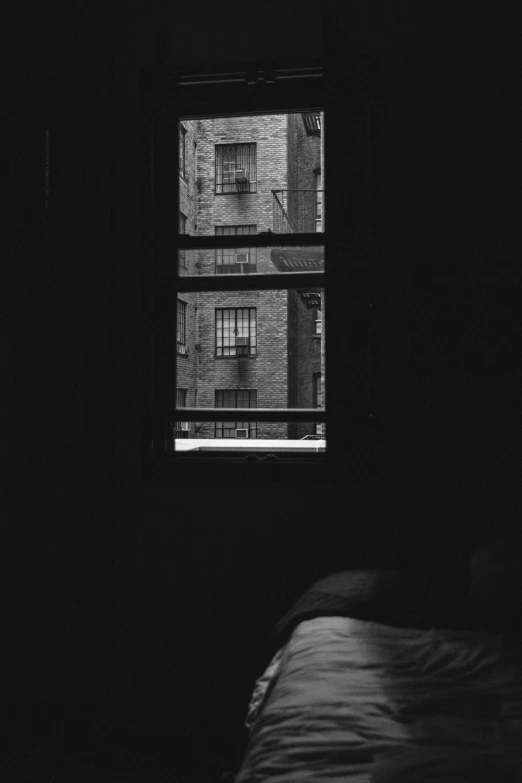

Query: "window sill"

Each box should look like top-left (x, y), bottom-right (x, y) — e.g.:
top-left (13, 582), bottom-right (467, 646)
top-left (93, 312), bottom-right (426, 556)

top-left (177, 351), bottom-right (189, 358)
top-left (214, 354), bottom-right (257, 359)
top-left (214, 190), bottom-right (257, 195)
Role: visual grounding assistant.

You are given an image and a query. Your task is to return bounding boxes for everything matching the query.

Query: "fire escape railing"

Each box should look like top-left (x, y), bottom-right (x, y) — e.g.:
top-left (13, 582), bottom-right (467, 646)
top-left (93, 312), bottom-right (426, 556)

top-left (272, 190), bottom-right (324, 234)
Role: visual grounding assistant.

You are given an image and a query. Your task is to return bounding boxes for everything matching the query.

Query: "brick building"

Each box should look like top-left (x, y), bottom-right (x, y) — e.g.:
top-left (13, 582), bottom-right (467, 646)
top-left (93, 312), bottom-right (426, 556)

top-left (174, 112), bottom-right (324, 443)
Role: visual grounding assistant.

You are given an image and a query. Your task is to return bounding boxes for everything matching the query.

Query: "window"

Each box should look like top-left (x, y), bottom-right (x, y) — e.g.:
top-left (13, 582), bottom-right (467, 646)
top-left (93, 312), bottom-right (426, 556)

top-left (215, 143), bottom-right (257, 193)
top-left (179, 212), bottom-right (187, 268)
top-left (215, 390), bottom-right (257, 438)
top-left (216, 308), bottom-right (257, 357)
top-left (179, 124), bottom-right (187, 178)
top-left (313, 372), bottom-right (323, 436)
top-left (177, 300), bottom-right (187, 355)
top-left (175, 389), bottom-right (188, 437)
top-left (314, 168), bottom-right (323, 232)
top-left (215, 225), bottom-right (257, 273)
top-left (313, 308), bottom-right (322, 335)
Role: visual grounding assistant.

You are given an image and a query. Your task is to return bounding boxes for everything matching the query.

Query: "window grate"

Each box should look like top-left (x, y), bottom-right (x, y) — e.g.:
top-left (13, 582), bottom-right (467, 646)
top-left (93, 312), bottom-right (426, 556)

top-left (215, 143), bottom-right (257, 194)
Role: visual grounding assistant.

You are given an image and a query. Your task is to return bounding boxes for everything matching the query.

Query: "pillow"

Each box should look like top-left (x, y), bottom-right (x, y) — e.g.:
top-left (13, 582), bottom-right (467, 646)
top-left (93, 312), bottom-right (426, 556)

top-left (270, 569), bottom-right (433, 648)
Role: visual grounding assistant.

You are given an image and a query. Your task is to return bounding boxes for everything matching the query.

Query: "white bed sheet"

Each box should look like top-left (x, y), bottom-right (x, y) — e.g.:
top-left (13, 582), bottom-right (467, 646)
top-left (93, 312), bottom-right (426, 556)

top-left (236, 616), bottom-right (522, 783)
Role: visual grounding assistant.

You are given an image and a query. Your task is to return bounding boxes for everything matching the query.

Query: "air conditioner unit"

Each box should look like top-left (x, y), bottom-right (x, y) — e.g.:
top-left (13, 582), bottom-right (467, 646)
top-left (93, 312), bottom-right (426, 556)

top-left (236, 252), bottom-right (249, 264)
top-left (180, 423), bottom-right (190, 431)
top-left (235, 428), bottom-right (249, 438)
top-left (235, 336), bottom-right (249, 347)
top-left (235, 168), bottom-right (248, 183)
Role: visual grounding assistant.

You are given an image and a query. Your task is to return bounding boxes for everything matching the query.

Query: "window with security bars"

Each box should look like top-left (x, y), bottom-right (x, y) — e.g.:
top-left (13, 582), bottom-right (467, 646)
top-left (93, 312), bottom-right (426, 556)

top-left (215, 225), bottom-right (257, 273)
top-left (215, 390), bottom-right (257, 438)
top-left (177, 300), bottom-right (187, 354)
top-left (179, 212), bottom-right (187, 268)
top-left (215, 143), bottom-right (257, 193)
top-left (179, 124), bottom-right (186, 178)
top-left (175, 389), bottom-right (188, 437)
top-left (216, 308), bottom-right (257, 356)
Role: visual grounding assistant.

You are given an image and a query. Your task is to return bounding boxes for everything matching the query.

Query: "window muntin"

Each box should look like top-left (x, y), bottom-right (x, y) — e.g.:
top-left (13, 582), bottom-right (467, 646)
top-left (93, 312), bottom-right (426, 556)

top-left (179, 124), bottom-right (187, 178)
top-left (175, 389), bottom-right (188, 437)
top-left (216, 308), bottom-right (257, 357)
top-left (177, 300), bottom-right (187, 354)
top-left (215, 389), bottom-right (257, 438)
top-left (215, 225), bottom-right (257, 273)
top-left (215, 143), bottom-right (257, 194)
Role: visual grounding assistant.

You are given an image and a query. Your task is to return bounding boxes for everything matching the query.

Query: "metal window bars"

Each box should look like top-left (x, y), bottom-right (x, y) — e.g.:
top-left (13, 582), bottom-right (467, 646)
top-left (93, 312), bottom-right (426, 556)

top-left (215, 144), bottom-right (257, 193)
top-left (272, 190), bottom-right (324, 234)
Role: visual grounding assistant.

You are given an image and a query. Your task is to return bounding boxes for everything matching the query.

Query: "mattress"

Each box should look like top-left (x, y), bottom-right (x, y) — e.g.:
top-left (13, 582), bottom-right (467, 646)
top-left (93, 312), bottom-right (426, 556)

top-left (235, 616), bottom-right (522, 782)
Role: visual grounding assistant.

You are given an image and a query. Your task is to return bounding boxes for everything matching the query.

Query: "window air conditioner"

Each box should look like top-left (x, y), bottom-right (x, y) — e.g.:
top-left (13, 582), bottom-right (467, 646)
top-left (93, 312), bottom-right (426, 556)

top-left (235, 168), bottom-right (248, 183)
top-left (236, 252), bottom-right (249, 264)
top-left (235, 336), bottom-right (249, 347)
top-left (180, 423), bottom-right (190, 431)
top-left (235, 428), bottom-right (249, 438)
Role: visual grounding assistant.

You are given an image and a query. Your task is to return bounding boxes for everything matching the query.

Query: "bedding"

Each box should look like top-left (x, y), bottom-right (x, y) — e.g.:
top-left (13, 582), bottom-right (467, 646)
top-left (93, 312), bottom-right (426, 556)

top-left (236, 615), bottom-right (522, 782)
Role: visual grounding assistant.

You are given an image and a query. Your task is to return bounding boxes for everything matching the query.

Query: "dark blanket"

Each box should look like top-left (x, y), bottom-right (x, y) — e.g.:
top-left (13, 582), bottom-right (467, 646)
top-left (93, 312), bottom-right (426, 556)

top-left (269, 569), bottom-right (475, 652)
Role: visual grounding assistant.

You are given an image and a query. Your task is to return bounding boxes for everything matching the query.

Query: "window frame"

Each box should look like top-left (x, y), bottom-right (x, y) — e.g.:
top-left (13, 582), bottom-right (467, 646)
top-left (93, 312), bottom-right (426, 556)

top-left (144, 45), bottom-right (378, 481)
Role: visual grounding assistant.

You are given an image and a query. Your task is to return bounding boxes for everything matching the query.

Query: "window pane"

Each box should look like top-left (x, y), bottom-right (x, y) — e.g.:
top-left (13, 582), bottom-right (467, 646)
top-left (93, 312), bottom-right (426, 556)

top-left (178, 112), bottom-right (324, 235)
top-left (176, 245), bottom-right (324, 276)
top-left (173, 421), bottom-right (325, 450)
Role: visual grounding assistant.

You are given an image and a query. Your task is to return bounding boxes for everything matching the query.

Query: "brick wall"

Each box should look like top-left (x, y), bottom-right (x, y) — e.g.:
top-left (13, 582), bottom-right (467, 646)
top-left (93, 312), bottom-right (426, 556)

top-left (195, 290), bottom-right (288, 439)
top-left (175, 119), bottom-right (198, 439)
top-left (287, 290), bottom-right (322, 439)
top-left (196, 114), bottom-right (288, 235)
top-left (287, 114), bottom-right (321, 232)
top-left (193, 114), bottom-right (289, 439)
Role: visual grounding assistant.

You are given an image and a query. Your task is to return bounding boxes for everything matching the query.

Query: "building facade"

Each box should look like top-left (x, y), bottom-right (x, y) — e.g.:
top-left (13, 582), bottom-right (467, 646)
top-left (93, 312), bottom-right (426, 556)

top-left (173, 112), bottom-right (324, 444)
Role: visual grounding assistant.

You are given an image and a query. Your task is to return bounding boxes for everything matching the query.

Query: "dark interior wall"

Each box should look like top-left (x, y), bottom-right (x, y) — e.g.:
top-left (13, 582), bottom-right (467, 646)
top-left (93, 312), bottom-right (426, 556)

top-left (3, 0), bottom-right (521, 756)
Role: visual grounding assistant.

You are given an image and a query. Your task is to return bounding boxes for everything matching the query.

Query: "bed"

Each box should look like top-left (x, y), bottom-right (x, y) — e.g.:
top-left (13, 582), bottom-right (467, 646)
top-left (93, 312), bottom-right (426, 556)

top-left (234, 567), bottom-right (522, 783)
